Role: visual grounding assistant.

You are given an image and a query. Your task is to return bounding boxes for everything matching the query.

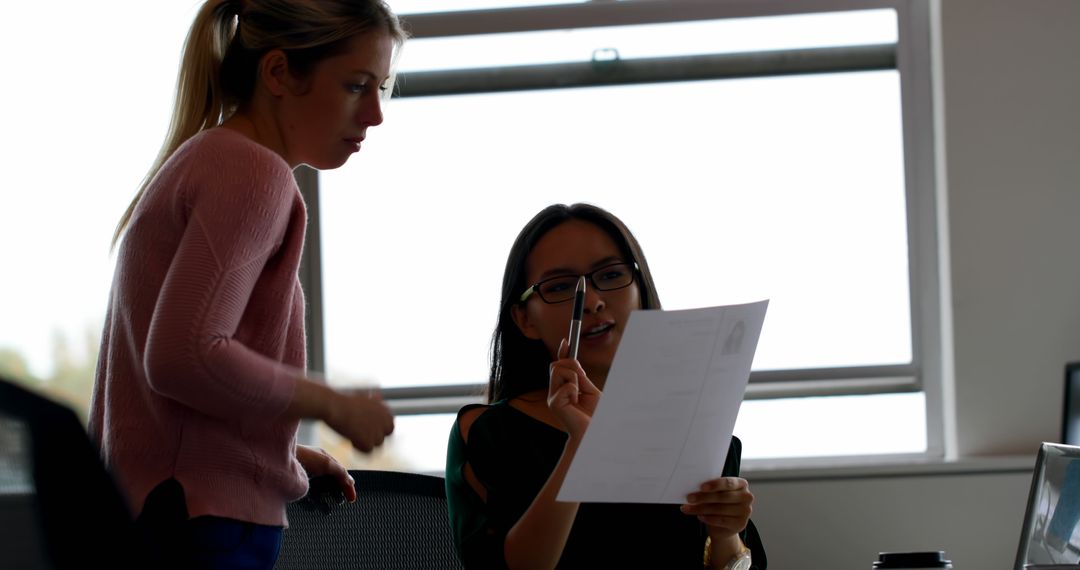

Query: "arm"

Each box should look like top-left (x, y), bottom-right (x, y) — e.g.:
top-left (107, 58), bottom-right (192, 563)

top-left (144, 146), bottom-right (392, 449)
top-left (681, 477), bottom-right (754, 568)
top-left (142, 151), bottom-right (306, 421)
top-left (285, 381), bottom-right (394, 453)
top-left (502, 339), bottom-right (600, 570)
top-left (502, 438), bottom-right (582, 570)
top-left (683, 436), bottom-right (759, 568)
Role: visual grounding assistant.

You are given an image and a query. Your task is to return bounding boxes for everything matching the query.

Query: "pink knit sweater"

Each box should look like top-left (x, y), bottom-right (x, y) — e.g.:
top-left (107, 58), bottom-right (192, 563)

top-left (90, 127), bottom-right (310, 527)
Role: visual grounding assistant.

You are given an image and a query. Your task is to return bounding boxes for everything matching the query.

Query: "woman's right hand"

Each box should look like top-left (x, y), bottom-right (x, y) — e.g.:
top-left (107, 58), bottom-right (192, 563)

top-left (547, 338), bottom-right (601, 440)
top-left (324, 389), bottom-right (395, 453)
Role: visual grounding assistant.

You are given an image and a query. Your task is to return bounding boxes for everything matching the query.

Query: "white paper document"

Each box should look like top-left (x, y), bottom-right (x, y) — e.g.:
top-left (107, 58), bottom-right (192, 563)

top-left (557, 300), bottom-right (769, 504)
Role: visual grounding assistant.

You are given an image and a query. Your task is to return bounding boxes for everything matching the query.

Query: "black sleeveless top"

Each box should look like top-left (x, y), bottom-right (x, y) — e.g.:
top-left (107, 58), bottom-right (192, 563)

top-left (445, 400), bottom-right (767, 568)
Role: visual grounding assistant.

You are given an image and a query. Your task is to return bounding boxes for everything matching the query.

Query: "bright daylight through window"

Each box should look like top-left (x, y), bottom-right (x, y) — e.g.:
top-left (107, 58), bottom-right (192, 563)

top-left (314, 3), bottom-right (935, 473)
top-left (0, 1), bottom-right (937, 477)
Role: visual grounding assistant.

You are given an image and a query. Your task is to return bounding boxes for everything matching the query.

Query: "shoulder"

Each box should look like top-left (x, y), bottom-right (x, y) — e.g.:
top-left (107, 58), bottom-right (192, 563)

top-left (172, 129), bottom-right (295, 195)
top-left (457, 404), bottom-right (488, 444)
top-left (455, 401), bottom-right (512, 442)
top-left (454, 400), bottom-right (525, 444)
top-left (168, 129), bottom-right (300, 219)
top-left (180, 128), bottom-right (288, 169)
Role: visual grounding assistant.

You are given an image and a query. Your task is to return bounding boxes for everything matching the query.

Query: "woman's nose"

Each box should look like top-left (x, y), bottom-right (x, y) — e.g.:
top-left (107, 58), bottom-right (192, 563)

top-left (583, 288), bottom-right (605, 314)
top-left (359, 95), bottom-right (384, 127)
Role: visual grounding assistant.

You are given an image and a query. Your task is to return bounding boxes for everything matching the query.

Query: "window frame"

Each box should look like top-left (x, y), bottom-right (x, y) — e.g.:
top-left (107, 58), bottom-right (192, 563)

top-left (298, 0), bottom-right (945, 460)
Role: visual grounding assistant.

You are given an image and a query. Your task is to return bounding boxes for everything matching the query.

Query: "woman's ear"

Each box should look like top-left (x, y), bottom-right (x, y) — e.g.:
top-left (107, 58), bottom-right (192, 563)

top-left (259, 49), bottom-right (293, 97)
top-left (510, 304), bottom-right (542, 340)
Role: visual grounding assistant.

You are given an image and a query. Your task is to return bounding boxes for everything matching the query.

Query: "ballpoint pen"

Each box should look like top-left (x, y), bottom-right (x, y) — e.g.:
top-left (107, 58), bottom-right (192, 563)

top-left (567, 275), bottom-right (586, 360)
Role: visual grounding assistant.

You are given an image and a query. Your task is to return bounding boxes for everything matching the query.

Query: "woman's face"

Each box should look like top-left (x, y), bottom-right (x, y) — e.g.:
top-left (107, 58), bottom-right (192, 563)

top-left (278, 30), bottom-right (394, 170)
top-left (511, 219), bottom-right (642, 384)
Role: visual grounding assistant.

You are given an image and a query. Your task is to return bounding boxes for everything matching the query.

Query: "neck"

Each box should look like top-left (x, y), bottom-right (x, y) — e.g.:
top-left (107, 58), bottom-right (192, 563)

top-left (222, 106), bottom-right (293, 168)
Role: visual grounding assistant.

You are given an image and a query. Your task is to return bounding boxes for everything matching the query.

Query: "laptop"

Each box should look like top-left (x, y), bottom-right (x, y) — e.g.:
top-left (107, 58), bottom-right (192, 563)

top-left (1015, 442), bottom-right (1080, 569)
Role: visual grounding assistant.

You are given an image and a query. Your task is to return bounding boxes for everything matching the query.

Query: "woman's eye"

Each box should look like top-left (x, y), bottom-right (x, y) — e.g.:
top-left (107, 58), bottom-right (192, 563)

top-left (598, 270), bottom-right (624, 282)
top-left (543, 281), bottom-right (572, 294)
top-left (346, 83), bottom-right (367, 94)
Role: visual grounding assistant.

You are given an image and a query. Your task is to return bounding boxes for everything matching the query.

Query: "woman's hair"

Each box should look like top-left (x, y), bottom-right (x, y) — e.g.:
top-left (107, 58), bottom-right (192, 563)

top-left (112, 0), bottom-right (406, 247)
top-left (487, 203), bottom-right (662, 403)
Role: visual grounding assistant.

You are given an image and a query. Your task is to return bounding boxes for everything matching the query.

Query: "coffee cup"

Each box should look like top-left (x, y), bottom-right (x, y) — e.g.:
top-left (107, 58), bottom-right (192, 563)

top-left (873, 551), bottom-right (953, 569)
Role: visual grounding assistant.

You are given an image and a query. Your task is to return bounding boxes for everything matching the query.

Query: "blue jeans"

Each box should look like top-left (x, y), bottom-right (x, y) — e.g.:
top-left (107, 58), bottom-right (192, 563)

top-left (136, 478), bottom-right (283, 570)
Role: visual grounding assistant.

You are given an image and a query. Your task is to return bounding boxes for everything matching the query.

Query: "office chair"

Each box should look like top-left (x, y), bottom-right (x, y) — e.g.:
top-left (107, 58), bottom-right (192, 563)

top-left (0, 377), bottom-right (143, 569)
top-left (276, 469), bottom-right (464, 570)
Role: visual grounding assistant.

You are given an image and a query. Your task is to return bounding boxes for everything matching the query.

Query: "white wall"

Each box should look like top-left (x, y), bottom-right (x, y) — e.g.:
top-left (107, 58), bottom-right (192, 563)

top-left (940, 0), bottom-right (1080, 457)
top-left (751, 468), bottom-right (1031, 568)
top-left (746, 0), bottom-right (1080, 567)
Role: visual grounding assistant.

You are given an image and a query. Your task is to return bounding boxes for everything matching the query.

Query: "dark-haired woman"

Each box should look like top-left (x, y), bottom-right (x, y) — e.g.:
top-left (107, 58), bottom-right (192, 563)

top-left (446, 203), bottom-right (767, 569)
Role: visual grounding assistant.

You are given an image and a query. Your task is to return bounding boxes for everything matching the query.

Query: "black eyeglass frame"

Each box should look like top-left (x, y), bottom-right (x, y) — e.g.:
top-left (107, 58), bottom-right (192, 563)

top-left (519, 261), bottom-right (640, 304)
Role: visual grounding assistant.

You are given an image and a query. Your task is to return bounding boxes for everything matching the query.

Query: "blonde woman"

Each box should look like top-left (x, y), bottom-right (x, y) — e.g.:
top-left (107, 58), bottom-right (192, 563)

top-left (89, 1), bottom-right (405, 567)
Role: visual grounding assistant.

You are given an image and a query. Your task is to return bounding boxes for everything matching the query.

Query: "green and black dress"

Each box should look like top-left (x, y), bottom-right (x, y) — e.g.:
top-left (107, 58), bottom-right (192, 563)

top-left (445, 400), bottom-right (767, 569)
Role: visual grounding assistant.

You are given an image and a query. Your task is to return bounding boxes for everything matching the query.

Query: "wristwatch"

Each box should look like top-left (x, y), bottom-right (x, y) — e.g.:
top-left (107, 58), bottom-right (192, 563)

top-left (704, 538), bottom-right (753, 570)
top-left (722, 546), bottom-right (752, 570)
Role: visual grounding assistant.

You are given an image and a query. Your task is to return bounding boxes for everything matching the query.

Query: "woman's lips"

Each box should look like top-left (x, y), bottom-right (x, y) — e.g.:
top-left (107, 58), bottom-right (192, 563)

top-left (582, 321), bottom-right (615, 342)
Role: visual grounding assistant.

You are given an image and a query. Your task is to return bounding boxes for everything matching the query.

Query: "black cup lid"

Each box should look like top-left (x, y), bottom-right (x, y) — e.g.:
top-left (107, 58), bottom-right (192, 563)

top-left (873, 551), bottom-right (952, 568)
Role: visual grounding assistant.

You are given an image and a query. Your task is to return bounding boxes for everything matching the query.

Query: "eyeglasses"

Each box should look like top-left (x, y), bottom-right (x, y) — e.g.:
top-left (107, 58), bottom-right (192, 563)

top-left (519, 262), bottom-right (639, 304)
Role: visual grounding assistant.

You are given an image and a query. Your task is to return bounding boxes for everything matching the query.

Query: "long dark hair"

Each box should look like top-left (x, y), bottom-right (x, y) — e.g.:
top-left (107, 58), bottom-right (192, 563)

top-left (487, 203), bottom-right (662, 403)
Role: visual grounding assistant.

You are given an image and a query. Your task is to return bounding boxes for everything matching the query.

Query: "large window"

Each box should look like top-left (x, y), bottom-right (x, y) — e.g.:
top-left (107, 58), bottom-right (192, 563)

top-left (313, 0), bottom-right (941, 471)
top-left (0, 0), bottom-right (940, 474)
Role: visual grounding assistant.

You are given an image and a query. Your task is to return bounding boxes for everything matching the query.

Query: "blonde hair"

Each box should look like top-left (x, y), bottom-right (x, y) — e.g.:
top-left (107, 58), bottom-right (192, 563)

top-left (112, 0), bottom-right (406, 247)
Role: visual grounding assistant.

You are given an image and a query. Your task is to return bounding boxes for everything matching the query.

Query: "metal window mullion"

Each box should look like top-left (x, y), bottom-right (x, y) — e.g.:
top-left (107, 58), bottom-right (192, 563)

top-left (402, 0), bottom-right (908, 39)
top-left (296, 165), bottom-right (325, 376)
top-left (369, 363), bottom-right (921, 416)
top-left (295, 165), bottom-right (323, 446)
top-left (394, 44), bottom-right (896, 98)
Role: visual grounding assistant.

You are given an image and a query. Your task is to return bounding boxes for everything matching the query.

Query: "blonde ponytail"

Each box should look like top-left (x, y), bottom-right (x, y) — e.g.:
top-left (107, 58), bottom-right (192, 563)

top-left (112, 0), bottom-right (240, 248)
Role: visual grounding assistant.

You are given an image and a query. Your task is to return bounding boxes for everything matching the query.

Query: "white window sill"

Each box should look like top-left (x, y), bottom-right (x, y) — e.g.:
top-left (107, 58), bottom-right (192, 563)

top-left (744, 453), bottom-right (1036, 482)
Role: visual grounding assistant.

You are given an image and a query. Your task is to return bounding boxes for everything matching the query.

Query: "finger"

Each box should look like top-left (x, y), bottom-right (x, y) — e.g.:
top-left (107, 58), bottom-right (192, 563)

top-left (576, 365), bottom-right (600, 395)
top-left (700, 477), bottom-right (748, 493)
top-left (695, 514), bottom-right (747, 532)
top-left (685, 489), bottom-right (753, 505)
top-left (341, 472), bottom-right (358, 503)
top-left (383, 405), bottom-right (396, 434)
top-left (686, 499), bottom-right (752, 516)
top-left (557, 337), bottom-right (569, 359)
top-left (547, 382), bottom-right (578, 408)
top-left (548, 365), bottom-right (578, 398)
top-left (358, 388), bottom-right (381, 402)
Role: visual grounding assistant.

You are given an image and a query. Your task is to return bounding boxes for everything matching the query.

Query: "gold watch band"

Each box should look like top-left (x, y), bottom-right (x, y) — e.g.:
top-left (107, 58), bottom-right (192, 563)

top-left (703, 536), bottom-right (752, 569)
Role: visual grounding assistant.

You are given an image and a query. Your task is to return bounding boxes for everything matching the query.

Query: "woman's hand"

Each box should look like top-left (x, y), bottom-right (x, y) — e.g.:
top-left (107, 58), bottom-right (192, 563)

top-left (681, 477), bottom-right (753, 540)
top-left (324, 389), bottom-right (395, 453)
top-left (547, 338), bottom-right (601, 440)
top-left (296, 445), bottom-right (357, 502)
top-left (286, 380), bottom-right (395, 453)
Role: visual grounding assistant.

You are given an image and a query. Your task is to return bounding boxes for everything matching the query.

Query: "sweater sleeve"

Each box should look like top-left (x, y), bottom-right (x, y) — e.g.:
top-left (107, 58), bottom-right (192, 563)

top-left (142, 141), bottom-right (304, 423)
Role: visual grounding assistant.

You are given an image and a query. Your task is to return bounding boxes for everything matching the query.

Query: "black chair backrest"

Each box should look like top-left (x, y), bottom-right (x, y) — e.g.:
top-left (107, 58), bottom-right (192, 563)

top-left (277, 469), bottom-right (463, 570)
top-left (0, 377), bottom-right (142, 569)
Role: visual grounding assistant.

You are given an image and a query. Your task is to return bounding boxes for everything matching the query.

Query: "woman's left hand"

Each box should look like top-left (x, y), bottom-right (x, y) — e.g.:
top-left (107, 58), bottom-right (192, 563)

top-left (296, 445), bottom-right (358, 503)
top-left (681, 477), bottom-right (753, 539)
